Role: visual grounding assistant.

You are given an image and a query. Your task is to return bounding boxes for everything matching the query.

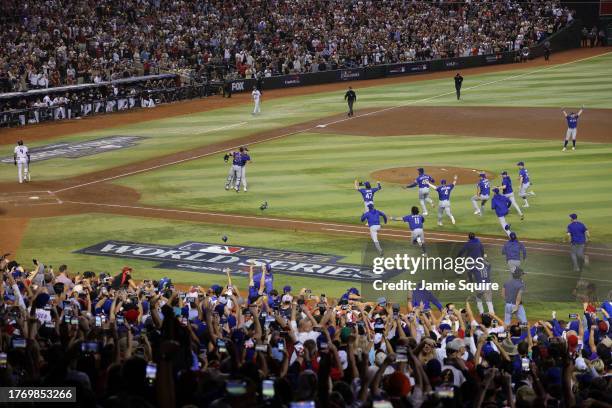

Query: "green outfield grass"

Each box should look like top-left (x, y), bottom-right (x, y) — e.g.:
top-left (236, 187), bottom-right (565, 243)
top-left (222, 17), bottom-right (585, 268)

top-left (15, 213), bottom-right (609, 321)
top-left (117, 132), bottom-right (612, 242)
top-left (2, 52), bottom-right (611, 183)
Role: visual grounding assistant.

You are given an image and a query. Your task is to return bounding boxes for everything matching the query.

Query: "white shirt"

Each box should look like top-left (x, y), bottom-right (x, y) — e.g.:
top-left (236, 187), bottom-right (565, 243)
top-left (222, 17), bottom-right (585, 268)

top-left (252, 90), bottom-right (261, 101)
top-left (14, 145), bottom-right (29, 162)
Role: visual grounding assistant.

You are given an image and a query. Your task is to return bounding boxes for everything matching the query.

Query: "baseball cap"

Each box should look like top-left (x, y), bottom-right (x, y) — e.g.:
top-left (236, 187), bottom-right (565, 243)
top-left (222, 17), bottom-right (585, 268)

top-left (367, 203), bottom-right (374, 209)
top-left (517, 161), bottom-right (524, 166)
top-left (439, 323), bottom-right (452, 332)
top-left (440, 179), bottom-right (447, 184)
top-left (569, 213), bottom-right (578, 220)
top-left (283, 285), bottom-right (292, 293)
top-left (446, 338), bottom-right (465, 352)
top-left (386, 371), bottom-right (411, 398)
top-left (567, 334), bottom-right (579, 352)
top-left (376, 296), bottom-right (387, 306)
top-left (493, 187), bottom-right (500, 194)
top-left (509, 232), bottom-right (517, 240)
top-left (501, 171), bottom-right (508, 175)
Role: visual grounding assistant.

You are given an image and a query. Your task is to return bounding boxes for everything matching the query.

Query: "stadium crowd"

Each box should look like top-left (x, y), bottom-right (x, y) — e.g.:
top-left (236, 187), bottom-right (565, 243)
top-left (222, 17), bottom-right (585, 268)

top-left (0, 251), bottom-right (610, 407)
top-left (0, 0), bottom-right (574, 93)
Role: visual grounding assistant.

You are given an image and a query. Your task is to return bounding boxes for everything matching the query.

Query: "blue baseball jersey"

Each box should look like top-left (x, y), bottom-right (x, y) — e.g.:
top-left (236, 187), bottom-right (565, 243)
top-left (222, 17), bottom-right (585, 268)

top-left (239, 153), bottom-right (251, 166)
top-left (231, 152), bottom-right (244, 165)
top-left (519, 168), bottom-right (530, 183)
top-left (402, 214), bottom-right (425, 230)
top-left (358, 186), bottom-right (381, 202)
top-left (567, 221), bottom-right (588, 244)
top-left (435, 184), bottom-right (454, 200)
top-left (501, 177), bottom-right (513, 194)
top-left (491, 194), bottom-right (511, 217)
top-left (566, 115), bottom-right (578, 129)
top-left (415, 174), bottom-right (434, 188)
top-left (473, 262), bottom-right (492, 283)
top-left (478, 178), bottom-right (490, 195)
top-left (361, 209), bottom-right (387, 226)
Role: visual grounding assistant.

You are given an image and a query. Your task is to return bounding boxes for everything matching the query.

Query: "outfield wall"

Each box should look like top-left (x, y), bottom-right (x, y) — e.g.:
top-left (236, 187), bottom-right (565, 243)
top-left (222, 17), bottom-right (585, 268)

top-left (231, 20), bottom-right (583, 94)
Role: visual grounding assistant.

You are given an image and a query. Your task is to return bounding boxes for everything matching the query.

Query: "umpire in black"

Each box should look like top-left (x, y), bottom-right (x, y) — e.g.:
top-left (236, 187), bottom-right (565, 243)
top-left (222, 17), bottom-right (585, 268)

top-left (454, 73), bottom-right (463, 100)
top-left (344, 86), bottom-right (356, 117)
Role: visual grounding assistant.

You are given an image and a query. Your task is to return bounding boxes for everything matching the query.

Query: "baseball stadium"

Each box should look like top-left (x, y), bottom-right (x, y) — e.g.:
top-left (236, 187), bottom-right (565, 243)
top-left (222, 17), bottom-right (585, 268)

top-left (1, 1), bottom-right (612, 406)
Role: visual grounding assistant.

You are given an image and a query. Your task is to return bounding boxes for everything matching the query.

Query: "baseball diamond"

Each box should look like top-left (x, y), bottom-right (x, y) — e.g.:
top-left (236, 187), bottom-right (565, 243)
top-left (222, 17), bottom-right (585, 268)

top-left (1, 4), bottom-right (612, 404)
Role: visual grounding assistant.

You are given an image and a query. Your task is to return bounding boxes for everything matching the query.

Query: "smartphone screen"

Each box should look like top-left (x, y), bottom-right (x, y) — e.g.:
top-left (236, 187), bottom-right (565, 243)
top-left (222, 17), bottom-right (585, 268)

top-left (290, 402), bottom-right (315, 408)
top-left (217, 339), bottom-right (227, 354)
top-left (146, 363), bottom-right (157, 385)
top-left (277, 339), bottom-right (285, 351)
top-left (13, 338), bottom-right (26, 348)
top-left (95, 316), bottom-right (102, 327)
top-left (262, 379), bottom-right (274, 398)
top-left (0, 352), bottom-right (7, 368)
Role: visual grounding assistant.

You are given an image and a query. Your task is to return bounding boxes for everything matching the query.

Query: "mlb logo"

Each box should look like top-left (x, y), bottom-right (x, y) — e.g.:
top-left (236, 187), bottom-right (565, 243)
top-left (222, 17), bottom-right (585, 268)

top-left (178, 242), bottom-right (244, 255)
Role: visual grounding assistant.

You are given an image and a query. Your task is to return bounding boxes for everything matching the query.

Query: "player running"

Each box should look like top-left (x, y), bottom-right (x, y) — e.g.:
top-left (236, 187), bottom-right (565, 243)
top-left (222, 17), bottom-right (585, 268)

top-left (391, 206), bottom-right (427, 256)
top-left (562, 106), bottom-right (583, 151)
top-left (426, 175), bottom-right (458, 226)
top-left (252, 87), bottom-right (261, 115)
top-left (13, 140), bottom-right (30, 184)
top-left (500, 171), bottom-right (524, 220)
top-left (361, 204), bottom-right (387, 256)
top-left (491, 188), bottom-right (513, 236)
top-left (471, 172), bottom-right (490, 216)
top-left (405, 168), bottom-right (435, 216)
top-left (566, 213), bottom-right (589, 272)
top-left (517, 161), bottom-right (535, 208)
top-left (354, 180), bottom-right (382, 211)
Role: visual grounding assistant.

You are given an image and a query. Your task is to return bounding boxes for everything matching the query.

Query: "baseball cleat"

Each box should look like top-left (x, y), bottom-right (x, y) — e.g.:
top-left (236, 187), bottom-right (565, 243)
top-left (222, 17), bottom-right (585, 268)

top-left (523, 203), bottom-right (530, 208)
top-left (450, 216), bottom-right (456, 225)
top-left (473, 211), bottom-right (481, 215)
top-left (243, 187), bottom-right (248, 192)
top-left (423, 212), bottom-right (428, 216)
top-left (225, 185), bottom-right (230, 190)
top-left (572, 147), bottom-right (575, 150)
top-left (562, 147), bottom-right (567, 151)
top-left (437, 222), bottom-right (443, 226)
top-left (520, 214), bottom-right (524, 220)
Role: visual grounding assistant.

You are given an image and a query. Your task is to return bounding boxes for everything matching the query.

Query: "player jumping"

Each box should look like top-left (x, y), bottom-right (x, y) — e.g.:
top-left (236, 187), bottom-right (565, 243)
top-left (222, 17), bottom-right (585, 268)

top-left (14, 140), bottom-right (30, 184)
top-left (562, 106), bottom-right (583, 151)
top-left (405, 167), bottom-right (435, 216)
top-left (426, 175), bottom-right (458, 226)
top-left (471, 172), bottom-right (490, 216)
top-left (361, 203), bottom-right (387, 256)
top-left (354, 179), bottom-right (382, 211)
top-left (517, 161), bottom-right (535, 208)
top-left (391, 206), bottom-right (427, 256)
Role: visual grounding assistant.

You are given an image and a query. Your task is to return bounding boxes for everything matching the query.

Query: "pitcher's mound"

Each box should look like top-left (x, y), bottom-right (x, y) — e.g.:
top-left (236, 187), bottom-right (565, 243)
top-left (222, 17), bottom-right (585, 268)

top-left (370, 166), bottom-right (495, 185)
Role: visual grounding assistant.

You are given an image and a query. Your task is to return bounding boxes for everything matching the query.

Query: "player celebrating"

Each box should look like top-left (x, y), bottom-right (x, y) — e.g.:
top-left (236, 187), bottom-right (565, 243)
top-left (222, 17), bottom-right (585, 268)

top-left (500, 171), bottom-right (524, 220)
top-left (516, 161), bottom-right (535, 208)
top-left (239, 148), bottom-right (251, 192)
top-left (471, 172), bottom-right (490, 216)
top-left (361, 203), bottom-right (387, 256)
top-left (562, 106), bottom-right (583, 151)
top-left (354, 179), bottom-right (382, 210)
top-left (426, 175), bottom-right (458, 226)
top-left (491, 188), bottom-right (513, 236)
top-left (391, 206), bottom-right (427, 256)
top-left (224, 147), bottom-right (248, 192)
top-left (13, 140), bottom-right (30, 184)
top-left (252, 87), bottom-right (261, 115)
top-left (405, 168), bottom-right (435, 216)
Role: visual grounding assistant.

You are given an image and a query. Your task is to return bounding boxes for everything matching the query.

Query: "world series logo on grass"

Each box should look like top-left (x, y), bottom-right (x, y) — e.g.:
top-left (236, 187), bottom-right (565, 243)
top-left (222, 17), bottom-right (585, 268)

top-left (75, 240), bottom-right (397, 282)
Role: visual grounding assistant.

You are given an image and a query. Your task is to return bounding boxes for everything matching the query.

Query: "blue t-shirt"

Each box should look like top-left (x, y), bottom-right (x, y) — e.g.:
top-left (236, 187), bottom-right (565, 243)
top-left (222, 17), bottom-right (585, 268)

top-left (566, 115), bottom-right (578, 129)
top-left (491, 194), bottom-right (511, 216)
top-left (502, 177), bottom-right (513, 194)
top-left (519, 168), bottom-right (530, 183)
top-left (415, 174), bottom-right (434, 188)
top-left (358, 186), bottom-right (381, 202)
top-left (478, 178), bottom-right (490, 196)
top-left (402, 214), bottom-right (425, 230)
top-left (361, 209), bottom-right (387, 226)
top-left (567, 221), bottom-right (588, 244)
top-left (436, 184), bottom-right (454, 200)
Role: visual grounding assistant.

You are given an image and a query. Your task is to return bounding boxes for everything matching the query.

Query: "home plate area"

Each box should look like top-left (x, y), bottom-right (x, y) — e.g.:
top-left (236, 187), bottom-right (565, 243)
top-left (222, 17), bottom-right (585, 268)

top-left (0, 191), bottom-right (63, 206)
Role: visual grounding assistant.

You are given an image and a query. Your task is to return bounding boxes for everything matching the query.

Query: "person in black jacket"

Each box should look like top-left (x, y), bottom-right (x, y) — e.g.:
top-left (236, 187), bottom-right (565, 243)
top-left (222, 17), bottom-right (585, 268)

top-left (344, 86), bottom-right (357, 117)
top-left (454, 73), bottom-right (463, 100)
